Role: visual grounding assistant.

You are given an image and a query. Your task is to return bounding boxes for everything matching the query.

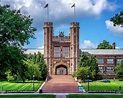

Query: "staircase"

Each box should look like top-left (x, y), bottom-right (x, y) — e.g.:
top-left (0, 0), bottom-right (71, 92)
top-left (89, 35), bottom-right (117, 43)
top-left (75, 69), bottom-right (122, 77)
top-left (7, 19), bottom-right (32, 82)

top-left (42, 75), bottom-right (78, 93)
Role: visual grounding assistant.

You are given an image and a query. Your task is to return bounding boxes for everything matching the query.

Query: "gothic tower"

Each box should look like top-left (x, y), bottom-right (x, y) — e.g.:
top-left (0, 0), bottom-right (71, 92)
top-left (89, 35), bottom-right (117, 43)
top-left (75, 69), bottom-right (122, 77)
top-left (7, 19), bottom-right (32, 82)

top-left (70, 22), bottom-right (79, 73)
top-left (44, 22), bottom-right (79, 75)
top-left (44, 22), bottom-right (53, 74)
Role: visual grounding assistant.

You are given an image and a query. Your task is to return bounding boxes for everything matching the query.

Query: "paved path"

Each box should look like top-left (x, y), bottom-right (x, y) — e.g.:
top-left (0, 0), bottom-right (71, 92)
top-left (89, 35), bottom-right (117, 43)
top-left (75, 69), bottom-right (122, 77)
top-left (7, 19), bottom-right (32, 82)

top-left (56, 95), bottom-right (66, 98)
top-left (42, 75), bottom-right (78, 93)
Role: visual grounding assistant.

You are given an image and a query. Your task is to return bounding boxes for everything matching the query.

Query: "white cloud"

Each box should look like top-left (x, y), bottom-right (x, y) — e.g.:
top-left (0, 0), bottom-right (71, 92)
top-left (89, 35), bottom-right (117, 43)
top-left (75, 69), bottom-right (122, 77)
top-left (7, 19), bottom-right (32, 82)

top-left (116, 47), bottom-right (120, 49)
top-left (92, 0), bottom-right (108, 15)
top-left (1, 0), bottom-right (117, 25)
top-left (0, 0), bottom-right (119, 48)
top-left (80, 40), bottom-right (97, 49)
top-left (105, 20), bottom-right (123, 38)
top-left (92, 0), bottom-right (117, 14)
top-left (38, 46), bottom-right (44, 49)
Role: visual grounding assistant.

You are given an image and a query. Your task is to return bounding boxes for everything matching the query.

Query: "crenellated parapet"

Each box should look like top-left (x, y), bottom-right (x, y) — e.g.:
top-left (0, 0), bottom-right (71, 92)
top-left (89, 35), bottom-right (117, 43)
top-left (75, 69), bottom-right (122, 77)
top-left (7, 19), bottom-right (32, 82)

top-left (70, 22), bottom-right (79, 28)
top-left (44, 22), bottom-right (53, 28)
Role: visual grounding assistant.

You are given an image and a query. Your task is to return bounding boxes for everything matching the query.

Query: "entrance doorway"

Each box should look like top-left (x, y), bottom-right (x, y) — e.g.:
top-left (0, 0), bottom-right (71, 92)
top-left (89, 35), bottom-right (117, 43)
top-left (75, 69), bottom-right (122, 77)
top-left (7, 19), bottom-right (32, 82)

top-left (56, 65), bottom-right (68, 75)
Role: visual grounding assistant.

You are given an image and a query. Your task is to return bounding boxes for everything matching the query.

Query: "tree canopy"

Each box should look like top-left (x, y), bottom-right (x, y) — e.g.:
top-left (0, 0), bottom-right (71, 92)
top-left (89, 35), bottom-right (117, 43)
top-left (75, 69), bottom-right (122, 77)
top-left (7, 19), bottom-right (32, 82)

top-left (97, 40), bottom-right (113, 49)
top-left (0, 5), bottom-right (36, 46)
top-left (110, 11), bottom-right (123, 26)
top-left (0, 4), bottom-right (36, 81)
top-left (115, 60), bottom-right (123, 79)
top-left (76, 52), bottom-right (98, 80)
top-left (26, 52), bottom-right (48, 80)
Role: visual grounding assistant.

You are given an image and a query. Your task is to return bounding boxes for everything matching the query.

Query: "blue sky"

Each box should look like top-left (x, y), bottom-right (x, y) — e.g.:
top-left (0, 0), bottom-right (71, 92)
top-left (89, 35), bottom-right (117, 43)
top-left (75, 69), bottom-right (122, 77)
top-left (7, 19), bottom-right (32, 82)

top-left (1, 0), bottom-right (123, 49)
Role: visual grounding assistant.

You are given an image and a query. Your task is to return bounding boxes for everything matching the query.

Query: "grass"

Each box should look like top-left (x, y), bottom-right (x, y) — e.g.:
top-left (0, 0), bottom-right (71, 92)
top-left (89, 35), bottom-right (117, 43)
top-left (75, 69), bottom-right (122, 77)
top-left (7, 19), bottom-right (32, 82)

top-left (81, 79), bottom-right (123, 91)
top-left (0, 95), bottom-right (55, 98)
top-left (67, 94), bottom-right (123, 98)
top-left (0, 80), bottom-right (44, 91)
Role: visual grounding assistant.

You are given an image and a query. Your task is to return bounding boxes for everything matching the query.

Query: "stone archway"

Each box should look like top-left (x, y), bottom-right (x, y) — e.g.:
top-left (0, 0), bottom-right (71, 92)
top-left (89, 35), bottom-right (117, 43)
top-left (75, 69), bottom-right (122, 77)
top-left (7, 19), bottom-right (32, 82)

top-left (56, 65), bottom-right (67, 75)
top-left (54, 62), bottom-right (69, 75)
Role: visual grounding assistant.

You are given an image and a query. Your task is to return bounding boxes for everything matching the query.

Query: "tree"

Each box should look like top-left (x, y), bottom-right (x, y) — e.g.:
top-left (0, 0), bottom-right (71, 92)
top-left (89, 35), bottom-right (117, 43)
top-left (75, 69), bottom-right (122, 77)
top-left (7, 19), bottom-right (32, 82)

top-left (89, 55), bottom-right (98, 78)
top-left (97, 40), bottom-right (112, 49)
top-left (78, 52), bottom-right (90, 68)
top-left (0, 4), bottom-right (36, 78)
top-left (25, 60), bottom-right (40, 80)
top-left (26, 52), bottom-right (48, 80)
top-left (39, 55), bottom-right (48, 80)
top-left (0, 45), bottom-right (28, 82)
top-left (35, 52), bottom-right (48, 80)
top-left (0, 5), bottom-right (36, 46)
top-left (115, 60), bottom-right (123, 79)
top-left (76, 67), bottom-right (89, 80)
top-left (110, 11), bottom-right (123, 26)
top-left (76, 52), bottom-right (98, 79)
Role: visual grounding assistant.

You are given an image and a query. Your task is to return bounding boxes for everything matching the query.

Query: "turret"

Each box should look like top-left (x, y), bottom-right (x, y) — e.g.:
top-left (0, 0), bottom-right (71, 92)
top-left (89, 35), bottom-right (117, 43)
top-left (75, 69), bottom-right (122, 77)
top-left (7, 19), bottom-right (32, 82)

top-left (44, 22), bottom-right (53, 74)
top-left (70, 22), bottom-right (80, 73)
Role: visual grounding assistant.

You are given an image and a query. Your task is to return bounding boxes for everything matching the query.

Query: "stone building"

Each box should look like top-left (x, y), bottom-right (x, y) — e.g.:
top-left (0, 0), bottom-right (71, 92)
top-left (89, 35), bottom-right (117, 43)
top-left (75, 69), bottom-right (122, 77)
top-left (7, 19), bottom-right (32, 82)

top-left (43, 22), bottom-right (79, 75)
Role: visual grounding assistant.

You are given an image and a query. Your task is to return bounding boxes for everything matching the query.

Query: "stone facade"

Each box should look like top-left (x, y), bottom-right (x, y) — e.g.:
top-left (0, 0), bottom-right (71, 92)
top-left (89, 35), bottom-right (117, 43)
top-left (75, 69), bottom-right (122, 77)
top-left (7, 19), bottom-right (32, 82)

top-left (44, 22), bottom-right (79, 75)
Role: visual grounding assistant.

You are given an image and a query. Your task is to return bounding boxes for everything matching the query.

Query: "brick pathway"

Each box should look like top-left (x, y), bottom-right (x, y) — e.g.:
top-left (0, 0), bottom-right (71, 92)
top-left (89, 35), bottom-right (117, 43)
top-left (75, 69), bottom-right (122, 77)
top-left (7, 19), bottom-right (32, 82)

top-left (42, 75), bottom-right (78, 93)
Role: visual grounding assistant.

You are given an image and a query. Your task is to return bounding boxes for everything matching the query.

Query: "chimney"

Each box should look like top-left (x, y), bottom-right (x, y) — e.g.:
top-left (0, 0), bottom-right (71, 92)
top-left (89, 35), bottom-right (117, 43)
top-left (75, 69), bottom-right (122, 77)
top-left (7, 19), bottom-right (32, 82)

top-left (112, 42), bottom-right (116, 49)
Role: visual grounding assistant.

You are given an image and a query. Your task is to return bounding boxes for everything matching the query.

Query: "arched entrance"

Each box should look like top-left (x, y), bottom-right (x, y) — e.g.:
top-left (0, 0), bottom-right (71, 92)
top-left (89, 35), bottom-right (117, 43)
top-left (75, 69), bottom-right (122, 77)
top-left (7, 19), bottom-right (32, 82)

top-left (54, 62), bottom-right (69, 75)
top-left (56, 65), bottom-right (67, 75)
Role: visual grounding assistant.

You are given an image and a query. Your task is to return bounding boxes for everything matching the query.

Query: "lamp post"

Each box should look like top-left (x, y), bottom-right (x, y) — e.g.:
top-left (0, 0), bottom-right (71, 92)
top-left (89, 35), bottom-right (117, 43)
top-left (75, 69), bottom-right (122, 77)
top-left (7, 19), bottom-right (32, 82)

top-left (33, 75), bottom-right (35, 91)
top-left (87, 75), bottom-right (89, 92)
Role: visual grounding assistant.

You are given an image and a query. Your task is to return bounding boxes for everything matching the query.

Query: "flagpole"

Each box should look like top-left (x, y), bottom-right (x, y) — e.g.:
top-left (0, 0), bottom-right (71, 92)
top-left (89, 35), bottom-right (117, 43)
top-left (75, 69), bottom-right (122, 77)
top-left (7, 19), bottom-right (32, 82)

top-left (74, 4), bottom-right (75, 22)
top-left (47, 6), bottom-right (49, 22)
top-left (71, 4), bottom-right (75, 22)
top-left (44, 4), bottom-right (49, 22)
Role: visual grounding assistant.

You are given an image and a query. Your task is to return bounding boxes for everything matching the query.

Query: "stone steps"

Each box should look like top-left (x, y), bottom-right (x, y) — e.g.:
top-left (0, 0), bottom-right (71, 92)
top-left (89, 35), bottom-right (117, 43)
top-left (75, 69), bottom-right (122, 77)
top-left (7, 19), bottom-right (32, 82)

top-left (42, 75), bottom-right (78, 93)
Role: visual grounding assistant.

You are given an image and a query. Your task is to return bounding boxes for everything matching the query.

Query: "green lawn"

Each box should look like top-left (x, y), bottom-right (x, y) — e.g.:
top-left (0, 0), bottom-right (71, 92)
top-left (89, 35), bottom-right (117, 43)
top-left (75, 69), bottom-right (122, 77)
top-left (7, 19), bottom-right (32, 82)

top-left (0, 80), bottom-right (43, 91)
top-left (67, 94), bottom-right (123, 98)
top-left (81, 79), bottom-right (123, 91)
top-left (0, 95), bottom-right (55, 98)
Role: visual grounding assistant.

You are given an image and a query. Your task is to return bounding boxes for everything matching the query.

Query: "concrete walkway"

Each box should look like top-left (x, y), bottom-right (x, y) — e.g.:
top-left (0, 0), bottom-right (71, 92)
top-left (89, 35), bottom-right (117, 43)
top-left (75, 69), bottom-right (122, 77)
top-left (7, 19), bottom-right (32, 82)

top-left (56, 95), bottom-right (66, 98)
